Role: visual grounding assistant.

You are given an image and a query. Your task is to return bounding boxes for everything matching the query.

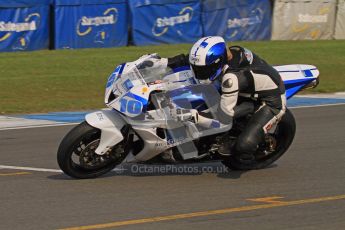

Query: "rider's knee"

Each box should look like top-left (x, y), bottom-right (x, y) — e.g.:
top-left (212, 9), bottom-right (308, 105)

top-left (236, 124), bottom-right (265, 154)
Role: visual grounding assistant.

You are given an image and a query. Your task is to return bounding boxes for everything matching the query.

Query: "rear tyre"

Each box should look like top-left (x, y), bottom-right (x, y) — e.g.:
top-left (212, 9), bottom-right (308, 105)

top-left (57, 121), bottom-right (127, 179)
top-left (222, 109), bottom-right (296, 171)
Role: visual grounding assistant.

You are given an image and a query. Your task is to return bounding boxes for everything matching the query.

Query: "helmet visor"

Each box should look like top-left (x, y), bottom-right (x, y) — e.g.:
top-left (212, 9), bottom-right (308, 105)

top-left (191, 61), bottom-right (222, 80)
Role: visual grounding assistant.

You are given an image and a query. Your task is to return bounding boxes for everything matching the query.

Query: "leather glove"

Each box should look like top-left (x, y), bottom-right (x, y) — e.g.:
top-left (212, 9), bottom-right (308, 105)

top-left (170, 108), bottom-right (199, 123)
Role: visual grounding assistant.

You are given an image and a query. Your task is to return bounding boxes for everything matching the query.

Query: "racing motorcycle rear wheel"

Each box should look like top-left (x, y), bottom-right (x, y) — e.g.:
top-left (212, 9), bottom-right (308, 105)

top-left (57, 121), bottom-right (127, 179)
top-left (222, 109), bottom-right (296, 170)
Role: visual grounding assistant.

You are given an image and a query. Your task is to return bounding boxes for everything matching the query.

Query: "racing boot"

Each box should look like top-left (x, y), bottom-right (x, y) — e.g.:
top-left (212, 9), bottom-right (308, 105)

top-left (217, 134), bottom-right (232, 156)
top-left (160, 149), bottom-right (176, 163)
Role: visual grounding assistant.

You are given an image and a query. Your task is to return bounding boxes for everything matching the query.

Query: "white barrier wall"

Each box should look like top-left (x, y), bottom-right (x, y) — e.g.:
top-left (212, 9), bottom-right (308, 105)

top-left (335, 0), bottom-right (345, 39)
top-left (272, 0), bottom-right (337, 40)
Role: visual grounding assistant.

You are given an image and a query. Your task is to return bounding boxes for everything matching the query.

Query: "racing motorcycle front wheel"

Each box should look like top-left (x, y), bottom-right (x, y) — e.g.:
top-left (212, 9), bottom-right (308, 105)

top-left (222, 108), bottom-right (296, 171)
top-left (57, 121), bottom-right (127, 179)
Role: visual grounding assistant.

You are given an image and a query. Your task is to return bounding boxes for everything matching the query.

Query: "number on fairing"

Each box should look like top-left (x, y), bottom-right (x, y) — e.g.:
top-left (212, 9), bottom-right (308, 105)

top-left (119, 98), bottom-right (142, 115)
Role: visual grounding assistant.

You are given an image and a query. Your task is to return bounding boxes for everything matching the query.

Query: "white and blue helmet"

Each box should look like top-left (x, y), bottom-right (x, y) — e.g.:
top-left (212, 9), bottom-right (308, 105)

top-left (189, 36), bottom-right (228, 81)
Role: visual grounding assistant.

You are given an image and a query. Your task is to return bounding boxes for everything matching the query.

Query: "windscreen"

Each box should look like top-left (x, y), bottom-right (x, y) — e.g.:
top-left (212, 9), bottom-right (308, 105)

top-left (136, 59), bottom-right (173, 84)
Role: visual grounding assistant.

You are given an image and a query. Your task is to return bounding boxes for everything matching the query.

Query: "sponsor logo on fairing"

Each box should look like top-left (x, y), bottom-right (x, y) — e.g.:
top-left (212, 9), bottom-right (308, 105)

top-left (96, 112), bottom-right (104, 121)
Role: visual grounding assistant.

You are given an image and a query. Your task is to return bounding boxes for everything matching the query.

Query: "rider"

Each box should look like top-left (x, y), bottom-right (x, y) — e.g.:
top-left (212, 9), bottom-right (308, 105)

top-left (166, 36), bottom-right (287, 161)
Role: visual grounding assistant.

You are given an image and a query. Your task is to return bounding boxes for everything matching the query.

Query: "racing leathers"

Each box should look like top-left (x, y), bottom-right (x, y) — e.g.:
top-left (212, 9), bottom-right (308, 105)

top-left (167, 46), bottom-right (287, 159)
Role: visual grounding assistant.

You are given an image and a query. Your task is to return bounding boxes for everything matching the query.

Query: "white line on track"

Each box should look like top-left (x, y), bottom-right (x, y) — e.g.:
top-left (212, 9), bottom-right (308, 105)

top-left (0, 122), bottom-right (79, 131)
top-left (0, 103), bottom-right (344, 131)
top-left (290, 102), bottom-right (345, 109)
top-left (0, 165), bottom-right (62, 173)
top-left (0, 165), bottom-right (125, 173)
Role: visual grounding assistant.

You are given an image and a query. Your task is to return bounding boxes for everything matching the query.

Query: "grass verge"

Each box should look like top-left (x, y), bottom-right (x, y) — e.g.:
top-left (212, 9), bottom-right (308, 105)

top-left (0, 40), bottom-right (344, 114)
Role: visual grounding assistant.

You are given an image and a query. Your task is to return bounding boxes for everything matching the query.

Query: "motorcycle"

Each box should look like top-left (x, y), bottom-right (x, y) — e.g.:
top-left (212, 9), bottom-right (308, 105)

top-left (57, 54), bottom-right (319, 179)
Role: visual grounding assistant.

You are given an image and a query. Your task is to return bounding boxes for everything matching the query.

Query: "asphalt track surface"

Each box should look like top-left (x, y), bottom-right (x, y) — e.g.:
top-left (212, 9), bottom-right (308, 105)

top-left (1, 105), bottom-right (345, 230)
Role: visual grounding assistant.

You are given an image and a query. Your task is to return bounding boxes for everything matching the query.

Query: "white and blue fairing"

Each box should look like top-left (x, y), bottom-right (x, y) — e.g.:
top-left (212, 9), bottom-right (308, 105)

top-left (167, 64), bottom-right (319, 109)
top-left (104, 54), bottom-right (197, 117)
top-left (275, 64), bottom-right (319, 99)
top-left (105, 58), bottom-right (319, 115)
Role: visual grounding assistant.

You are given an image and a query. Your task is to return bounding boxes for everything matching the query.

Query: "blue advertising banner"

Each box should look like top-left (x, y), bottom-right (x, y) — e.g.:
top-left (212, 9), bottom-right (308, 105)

top-left (0, 0), bottom-right (50, 52)
top-left (129, 0), bottom-right (203, 46)
top-left (54, 0), bottom-right (128, 49)
top-left (202, 0), bottom-right (272, 41)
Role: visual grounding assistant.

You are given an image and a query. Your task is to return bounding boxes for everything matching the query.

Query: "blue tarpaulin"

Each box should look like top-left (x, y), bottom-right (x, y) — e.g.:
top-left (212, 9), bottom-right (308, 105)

top-left (54, 0), bottom-right (128, 49)
top-left (0, 0), bottom-right (50, 52)
top-left (129, 0), bottom-right (203, 46)
top-left (0, 0), bottom-right (51, 7)
top-left (202, 0), bottom-right (272, 41)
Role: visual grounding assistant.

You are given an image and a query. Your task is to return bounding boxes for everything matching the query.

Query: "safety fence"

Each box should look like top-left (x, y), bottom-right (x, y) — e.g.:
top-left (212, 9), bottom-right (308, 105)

top-left (0, 0), bottom-right (343, 52)
top-left (272, 0), bottom-right (341, 40)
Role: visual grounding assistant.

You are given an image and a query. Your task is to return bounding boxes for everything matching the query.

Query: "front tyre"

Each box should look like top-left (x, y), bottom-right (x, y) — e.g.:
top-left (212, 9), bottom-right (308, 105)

top-left (222, 108), bottom-right (296, 171)
top-left (57, 121), bottom-right (127, 179)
